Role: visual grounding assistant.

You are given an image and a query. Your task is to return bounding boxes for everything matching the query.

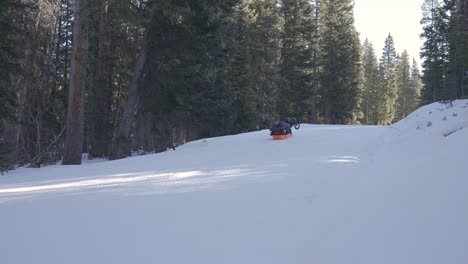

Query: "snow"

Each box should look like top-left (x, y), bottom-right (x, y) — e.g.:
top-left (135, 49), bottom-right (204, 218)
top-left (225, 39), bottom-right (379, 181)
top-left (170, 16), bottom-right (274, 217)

top-left (1, 100), bottom-right (468, 264)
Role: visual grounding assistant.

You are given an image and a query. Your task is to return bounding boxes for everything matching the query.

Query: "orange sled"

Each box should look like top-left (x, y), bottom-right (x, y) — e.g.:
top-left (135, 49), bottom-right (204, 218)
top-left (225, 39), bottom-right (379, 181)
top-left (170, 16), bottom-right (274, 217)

top-left (272, 134), bottom-right (292, 140)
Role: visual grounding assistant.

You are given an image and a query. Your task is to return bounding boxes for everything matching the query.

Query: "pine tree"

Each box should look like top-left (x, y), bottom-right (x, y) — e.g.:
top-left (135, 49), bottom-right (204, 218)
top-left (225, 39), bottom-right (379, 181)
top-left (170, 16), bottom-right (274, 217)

top-left (0, 0), bottom-right (21, 121)
top-left (247, 0), bottom-right (282, 127)
top-left (310, 0), bottom-right (323, 123)
top-left (113, 1), bottom-right (157, 160)
top-left (361, 39), bottom-right (381, 124)
top-left (464, 0), bottom-right (468, 98)
top-left (229, 1), bottom-right (256, 133)
top-left (442, 0), bottom-right (468, 99)
top-left (181, 0), bottom-right (240, 137)
top-left (379, 34), bottom-right (398, 124)
top-left (62, 0), bottom-right (90, 164)
top-left (394, 50), bottom-right (412, 121)
top-left (280, 0), bottom-right (315, 121)
top-left (140, 0), bottom-right (240, 147)
top-left (420, 0), bottom-right (447, 103)
top-left (0, 0), bottom-right (23, 171)
top-left (11, 1), bottom-right (63, 166)
top-left (88, 0), bottom-right (113, 158)
top-left (54, 0), bottom-right (73, 115)
top-left (318, 0), bottom-right (362, 124)
top-left (409, 59), bottom-right (422, 110)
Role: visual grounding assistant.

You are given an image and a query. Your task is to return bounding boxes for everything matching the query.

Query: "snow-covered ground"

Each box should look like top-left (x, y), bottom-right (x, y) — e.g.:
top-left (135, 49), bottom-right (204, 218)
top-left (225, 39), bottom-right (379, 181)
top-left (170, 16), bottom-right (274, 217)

top-left (1, 100), bottom-right (468, 264)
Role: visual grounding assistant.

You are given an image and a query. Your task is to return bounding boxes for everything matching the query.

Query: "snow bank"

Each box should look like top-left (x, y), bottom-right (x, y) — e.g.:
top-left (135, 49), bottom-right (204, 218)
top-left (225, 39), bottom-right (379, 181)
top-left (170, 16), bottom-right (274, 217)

top-left (393, 99), bottom-right (468, 137)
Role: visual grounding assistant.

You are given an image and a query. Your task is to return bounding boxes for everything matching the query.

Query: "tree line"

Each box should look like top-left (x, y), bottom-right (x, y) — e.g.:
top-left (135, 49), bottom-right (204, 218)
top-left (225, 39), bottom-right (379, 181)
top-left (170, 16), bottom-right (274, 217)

top-left (420, 0), bottom-right (468, 103)
top-left (0, 0), bottom-right (463, 170)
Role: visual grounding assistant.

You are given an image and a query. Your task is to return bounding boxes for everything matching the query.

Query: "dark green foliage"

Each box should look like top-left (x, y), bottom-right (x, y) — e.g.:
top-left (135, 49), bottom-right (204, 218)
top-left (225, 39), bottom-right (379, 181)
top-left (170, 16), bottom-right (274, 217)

top-left (420, 0), bottom-right (449, 102)
top-left (318, 0), bottom-right (362, 124)
top-left (378, 34), bottom-right (398, 124)
top-left (394, 50), bottom-right (413, 120)
top-left (421, 0), bottom-right (440, 103)
top-left (410, 59), bottom-right (423, 109)
top-left (442, 0), bottom-right (468, 99)
top-left (227, 3), bottom-right (256, 133)
top-left (140, 0), bottom-right (239, 147)
top-left (0, 0), bottom-right (24, 171)
top-left (361, 39), bottom-right (381, 124)
top-left (54, 0), bottom-right (73, 113)
top-left (0, 0), bottom-right (22, 120)
top-left (280, 0), bottom-right (315, 121)
top-left (420, 0), bottom-right (468, 103)
top-left (246, 0), bottom-right (282, 127)
top-left (137, 0), bottom-right (278, 147)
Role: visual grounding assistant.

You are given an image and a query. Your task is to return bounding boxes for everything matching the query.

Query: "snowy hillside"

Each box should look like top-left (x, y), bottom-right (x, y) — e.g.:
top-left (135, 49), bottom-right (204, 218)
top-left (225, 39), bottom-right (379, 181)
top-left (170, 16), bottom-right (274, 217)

top-left (1, 100), bottom-right (467, 264)
top-left (394, 99), bottom-right (468, 137)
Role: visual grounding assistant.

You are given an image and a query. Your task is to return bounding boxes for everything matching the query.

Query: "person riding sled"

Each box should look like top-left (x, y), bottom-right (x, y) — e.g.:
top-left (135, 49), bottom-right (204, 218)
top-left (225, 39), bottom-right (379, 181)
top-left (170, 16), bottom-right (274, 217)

top-left (269, 117), bottom-right (300, 139)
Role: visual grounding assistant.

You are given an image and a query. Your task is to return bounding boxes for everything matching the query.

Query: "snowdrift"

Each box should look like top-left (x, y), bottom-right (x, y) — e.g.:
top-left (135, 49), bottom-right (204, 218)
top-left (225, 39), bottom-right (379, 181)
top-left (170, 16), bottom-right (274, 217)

top-left (394, 99), bottom-right (468, 137)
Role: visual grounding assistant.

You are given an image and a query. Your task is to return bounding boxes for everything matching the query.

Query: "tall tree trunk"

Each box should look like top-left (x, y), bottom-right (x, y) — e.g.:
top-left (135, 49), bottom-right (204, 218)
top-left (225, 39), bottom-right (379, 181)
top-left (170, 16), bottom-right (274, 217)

top-left (133, 111), bottom-right (154, 153)
top-left (134, 109), bottom-right (146, 153)
top-left (63, 0), bottom-right (71, 107)
top-left (144, 112), bottom-right (154, 152)
top-left (112, 2), bottom-right (157, 160)
top-left (88, 0), bottom-right (112, 158)
top-left (311, 52), bottom-right (318, 124)
top-left (311, 0), bottom-right (320, 124)
top-left (463, 0), bottom-right (468, 98)
top-left (62, 0), bottom-right (90, 165)
top-left (54, 12), bottom-right (62, 95)
top-left (465, 0), bottom-right (468, 26)
top-left (35, 112), bottom-right (42, 161)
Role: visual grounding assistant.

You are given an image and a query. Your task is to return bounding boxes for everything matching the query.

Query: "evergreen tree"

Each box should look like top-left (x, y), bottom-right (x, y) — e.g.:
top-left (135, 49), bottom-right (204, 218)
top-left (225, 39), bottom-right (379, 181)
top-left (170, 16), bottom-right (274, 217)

top-left (87, 0), bottom-right (113, 158)
top-left (420, 0), bottom-right (447, 103)
top-left (310, 0), bottom-right (323, 123)
top-left (5, 0), bottom-right (63, 167)
top-left (280, 0), bottom-right (315, 121)
top-left (0, 0), bottom-right (21, 121)
top-left (113, 1), bottom-right (156, 159)
top-left (361, 39), bottom-right (381, 124)
top-left (379, 34), bottom-right (398, 124)
top-left (0, 0), bottom-right (23, 171)
top-left (409, 59), bottom-right (422, 110)
top-left (442, 0), bottom-right (468, 99)
top-left (54, 0), bottom-right (73, 115)
top-left (318, 0), bottom-right (362, 124)
top-left (139, 0), bottom-right (240, 149)
top-left (394, 50), bottom-right (412, 121)
top-left (139, 0), bottom-right (198, 150)
top-left (62, 0), bottom-right (91, 164)
top-left (464, 0), bottom-right (468, 98)
top-left (228, 1), bottom-right (256, 133)
top-left (177, 0), bottom-right (239, 138)
top-left (247, 0), bottom-right (282, 127)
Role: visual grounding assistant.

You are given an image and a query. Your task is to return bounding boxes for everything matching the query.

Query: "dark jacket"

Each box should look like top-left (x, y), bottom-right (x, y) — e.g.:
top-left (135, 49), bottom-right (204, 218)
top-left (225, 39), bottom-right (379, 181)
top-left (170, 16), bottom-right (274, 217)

top-left (269, 121), bottom-right (292, 135)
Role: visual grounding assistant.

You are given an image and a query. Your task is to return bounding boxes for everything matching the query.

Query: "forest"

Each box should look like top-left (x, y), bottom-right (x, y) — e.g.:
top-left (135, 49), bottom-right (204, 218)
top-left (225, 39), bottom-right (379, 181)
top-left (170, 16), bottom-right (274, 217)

top-left (0, 0), bottom-right (466, 169)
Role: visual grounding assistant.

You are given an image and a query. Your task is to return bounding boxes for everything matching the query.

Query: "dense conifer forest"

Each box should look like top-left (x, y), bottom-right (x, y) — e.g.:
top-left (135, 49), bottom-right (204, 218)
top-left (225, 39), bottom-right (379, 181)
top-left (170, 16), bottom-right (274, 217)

top-left (0, 0), bottom-right (466, 168)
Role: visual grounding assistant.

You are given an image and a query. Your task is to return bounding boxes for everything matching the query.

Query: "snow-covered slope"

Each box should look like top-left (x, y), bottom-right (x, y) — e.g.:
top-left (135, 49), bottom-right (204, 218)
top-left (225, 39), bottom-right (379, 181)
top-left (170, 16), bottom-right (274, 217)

top-left (394, 99), bottom-right (468, 137)
top-left (1, 101), bottom-right (467, 264)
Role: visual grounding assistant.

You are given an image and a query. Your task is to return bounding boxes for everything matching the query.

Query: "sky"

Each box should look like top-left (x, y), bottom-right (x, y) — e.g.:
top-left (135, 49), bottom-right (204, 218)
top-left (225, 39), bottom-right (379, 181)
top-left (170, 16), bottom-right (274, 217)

top-left (354, 0), bottom-right (424, 67)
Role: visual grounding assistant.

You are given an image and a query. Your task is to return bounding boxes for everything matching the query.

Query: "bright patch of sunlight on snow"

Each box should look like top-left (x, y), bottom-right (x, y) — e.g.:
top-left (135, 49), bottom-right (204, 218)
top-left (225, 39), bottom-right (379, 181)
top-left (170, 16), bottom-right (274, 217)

top-left (0, 172), bottom-right (173, 194)
top-left (0, 167), bottom-right (279, 203)
top-left (322, 156), bottom-right (361, 164)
